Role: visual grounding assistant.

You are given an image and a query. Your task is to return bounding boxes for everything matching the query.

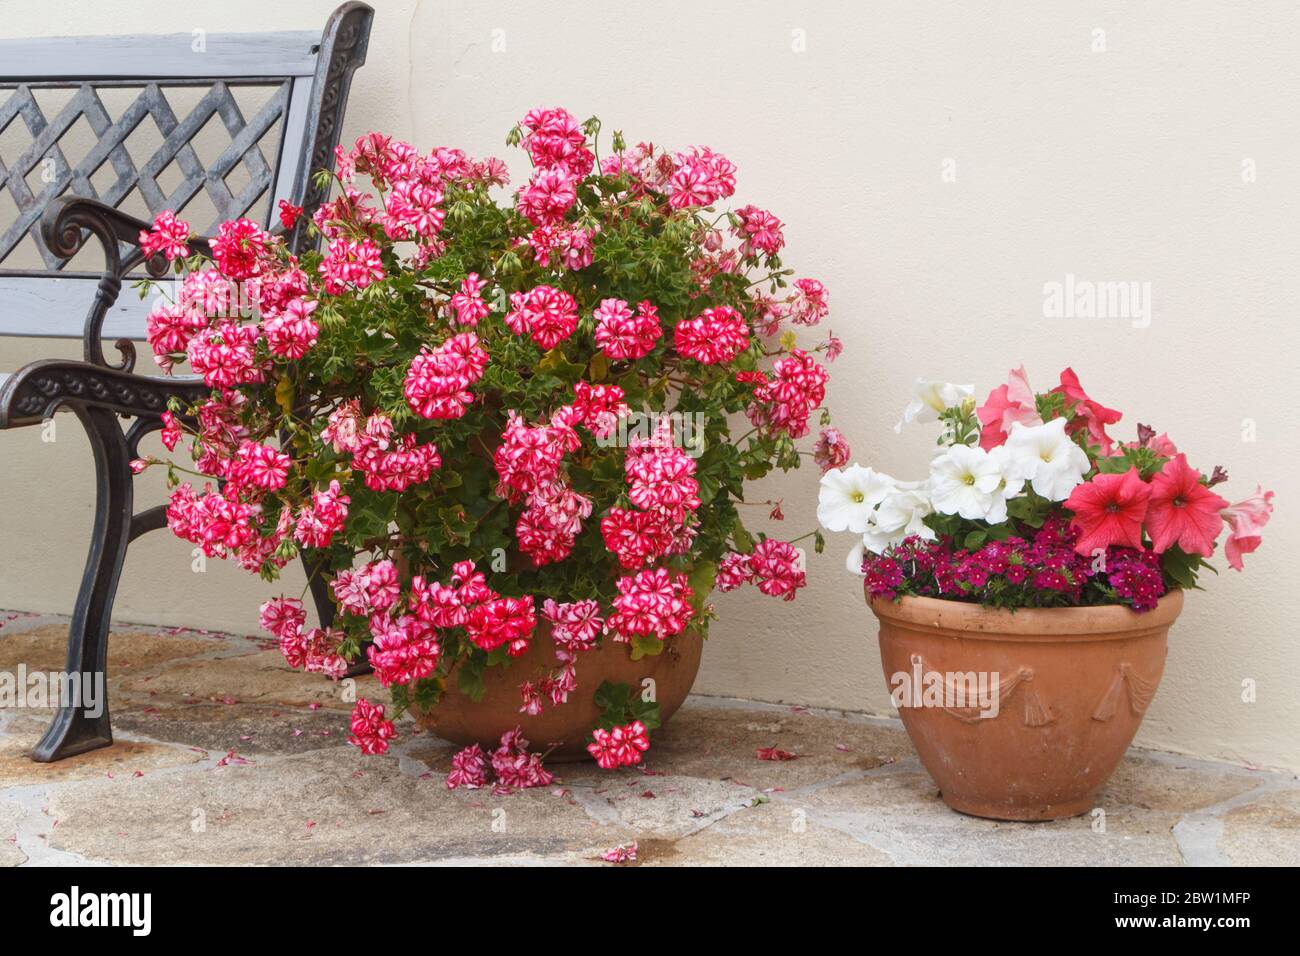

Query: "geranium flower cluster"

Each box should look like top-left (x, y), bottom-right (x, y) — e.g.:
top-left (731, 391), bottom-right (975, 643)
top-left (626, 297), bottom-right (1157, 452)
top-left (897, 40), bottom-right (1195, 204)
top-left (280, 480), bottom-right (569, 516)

top-left (821, 366), bottom-right (1273, 612)
top-left (445, 727), bottom-right (555, 792)
top-left (403, 332), bottom-right (490, 420)
top-left (587, 720), bottom-right (651, 769)
top-left (139, 107), bottom-right (841, 774)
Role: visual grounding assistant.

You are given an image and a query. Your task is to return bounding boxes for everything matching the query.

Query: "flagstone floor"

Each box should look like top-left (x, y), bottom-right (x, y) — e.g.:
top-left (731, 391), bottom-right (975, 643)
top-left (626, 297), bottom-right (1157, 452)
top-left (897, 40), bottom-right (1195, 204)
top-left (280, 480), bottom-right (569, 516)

top-left (0, 610), bottom-right (1296, 867)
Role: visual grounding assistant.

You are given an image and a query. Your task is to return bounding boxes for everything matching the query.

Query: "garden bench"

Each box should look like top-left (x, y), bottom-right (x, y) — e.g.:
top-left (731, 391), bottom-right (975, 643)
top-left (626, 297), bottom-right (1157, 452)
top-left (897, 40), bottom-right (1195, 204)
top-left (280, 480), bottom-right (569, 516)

top-left (0, 2), bottom-right (373, 761)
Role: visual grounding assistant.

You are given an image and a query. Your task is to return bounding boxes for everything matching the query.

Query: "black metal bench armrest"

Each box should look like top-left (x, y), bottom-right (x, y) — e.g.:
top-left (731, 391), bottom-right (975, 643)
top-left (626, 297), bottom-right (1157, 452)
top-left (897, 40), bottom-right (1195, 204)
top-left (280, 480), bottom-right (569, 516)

top-left (41, 196), bottom-right (216, 267)
top-left (0, 358), bottom-right (208, 430)
top-left (40, 192), bottom-right (313, 377)
top-left (39, 197), bottom-right (217, 374)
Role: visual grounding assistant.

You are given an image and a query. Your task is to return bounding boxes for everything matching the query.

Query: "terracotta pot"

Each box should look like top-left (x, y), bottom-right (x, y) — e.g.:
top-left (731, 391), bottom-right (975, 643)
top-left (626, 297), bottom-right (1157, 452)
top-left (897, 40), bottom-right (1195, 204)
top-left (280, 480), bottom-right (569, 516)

top-left (409, 626), bottom-right (703, 761)
top-left (869, 590), bottom-right (1183, 821)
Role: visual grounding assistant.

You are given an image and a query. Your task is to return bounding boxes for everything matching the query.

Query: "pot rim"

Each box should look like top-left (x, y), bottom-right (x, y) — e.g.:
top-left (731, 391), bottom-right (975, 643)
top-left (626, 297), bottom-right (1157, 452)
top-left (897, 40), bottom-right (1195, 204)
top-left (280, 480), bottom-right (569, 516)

top-left (868, 589), bottom-right (1184, 640)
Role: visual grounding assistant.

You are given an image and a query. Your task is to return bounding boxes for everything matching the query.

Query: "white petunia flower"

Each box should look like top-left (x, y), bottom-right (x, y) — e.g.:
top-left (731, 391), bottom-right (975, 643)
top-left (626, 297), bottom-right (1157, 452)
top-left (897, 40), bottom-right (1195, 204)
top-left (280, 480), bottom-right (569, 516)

top-left (894, 379), bottom-right (974, 432)
top-left (817, 465), bottom-right (897, 533)
top-left (845, 537), bottom-right (868, 575)
top-left (1002, 418), bottom-right (1090, 501)
top-left (928, 444), bottom-right (1006, 520)
top-left (982, 445), bottom-right (1026, 524)
top-left (862, 485), bottom-right (936, 554)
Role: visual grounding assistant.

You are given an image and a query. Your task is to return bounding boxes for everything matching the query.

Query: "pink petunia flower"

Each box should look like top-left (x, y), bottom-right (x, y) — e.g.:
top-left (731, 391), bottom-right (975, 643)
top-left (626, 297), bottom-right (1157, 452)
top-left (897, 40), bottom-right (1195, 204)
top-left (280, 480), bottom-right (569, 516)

top-left (1145, 455), bottom-right (1229, 556)
top-left (1064, 467), bottom-right (1151, 555)
top-left (1052, 367), bottom-right (1121, 455)
top-left (1220, 486), bottom-right (1274, 571)
top-left (976, 366), bottom-right (1042, 450)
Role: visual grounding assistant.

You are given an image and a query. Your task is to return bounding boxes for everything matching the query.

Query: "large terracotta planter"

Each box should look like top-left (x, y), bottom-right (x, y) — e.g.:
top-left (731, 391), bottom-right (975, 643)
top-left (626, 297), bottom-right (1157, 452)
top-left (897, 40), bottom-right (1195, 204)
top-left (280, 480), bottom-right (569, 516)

top-left (870, 590), bottom-right (1183, 821)
top-left (409, 626), bottom-right (703, 761)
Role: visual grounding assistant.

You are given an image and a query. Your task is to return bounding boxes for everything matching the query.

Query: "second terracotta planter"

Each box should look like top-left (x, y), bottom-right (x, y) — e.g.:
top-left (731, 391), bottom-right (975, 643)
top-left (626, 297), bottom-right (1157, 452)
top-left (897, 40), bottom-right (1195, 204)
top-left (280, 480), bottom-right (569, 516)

top-left (870, 590), bottom-right (1183, 821)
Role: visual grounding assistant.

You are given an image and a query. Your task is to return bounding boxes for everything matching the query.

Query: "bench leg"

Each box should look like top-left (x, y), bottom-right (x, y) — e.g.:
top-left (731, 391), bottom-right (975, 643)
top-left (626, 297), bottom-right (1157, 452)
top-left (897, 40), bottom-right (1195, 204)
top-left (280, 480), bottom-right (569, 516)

top-left (32, 406), bottom-right (130, 762)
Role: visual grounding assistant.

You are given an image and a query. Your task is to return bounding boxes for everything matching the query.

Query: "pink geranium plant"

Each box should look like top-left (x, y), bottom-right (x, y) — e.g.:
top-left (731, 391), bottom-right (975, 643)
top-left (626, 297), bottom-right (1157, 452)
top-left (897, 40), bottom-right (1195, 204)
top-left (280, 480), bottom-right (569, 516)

top-left (135, 108), bottom-right (841, 781)
top-left (820, 367), bottom-right (1273, 611)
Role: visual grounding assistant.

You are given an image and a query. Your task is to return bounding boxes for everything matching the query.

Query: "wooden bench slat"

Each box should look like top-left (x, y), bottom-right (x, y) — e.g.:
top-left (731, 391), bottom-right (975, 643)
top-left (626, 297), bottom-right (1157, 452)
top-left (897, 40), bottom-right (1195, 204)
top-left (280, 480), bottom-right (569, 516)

top-left (0, 31), bottom-right (322, 81)
top-left (0, 276), bottom-right (151, 340)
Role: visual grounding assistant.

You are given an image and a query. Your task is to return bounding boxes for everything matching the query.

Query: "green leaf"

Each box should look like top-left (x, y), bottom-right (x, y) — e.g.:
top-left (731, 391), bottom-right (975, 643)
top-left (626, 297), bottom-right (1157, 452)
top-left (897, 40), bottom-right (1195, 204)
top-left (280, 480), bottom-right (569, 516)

top-left (629, 634), bottom-right (665, 661)
top-left (593, 679), bottom-right (662, 732)
top-left (274, 375), bottom-right (295, 416)
top-left (1160, 546), bottom-right (1202, 590)
top-left (730, 518), bottom-right (754, 554)
top-left (687, 561), bottom-right (718, 610)
top-left (627, 694), bottom-right (662, 731)
top-left (536, 348), bottom-right (585, 383)
top-left (593, 680), bottom-right (632, 730)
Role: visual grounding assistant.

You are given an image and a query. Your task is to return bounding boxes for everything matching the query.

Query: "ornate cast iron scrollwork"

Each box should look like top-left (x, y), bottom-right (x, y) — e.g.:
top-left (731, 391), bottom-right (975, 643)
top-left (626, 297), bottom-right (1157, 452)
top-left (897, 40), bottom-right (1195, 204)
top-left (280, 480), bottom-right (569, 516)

top-left (37, 197), bottom-right (209, 375)
top-left (288, 2), bottom-right (374, 254)
top-left (0, 359), bottom-right (209, 429)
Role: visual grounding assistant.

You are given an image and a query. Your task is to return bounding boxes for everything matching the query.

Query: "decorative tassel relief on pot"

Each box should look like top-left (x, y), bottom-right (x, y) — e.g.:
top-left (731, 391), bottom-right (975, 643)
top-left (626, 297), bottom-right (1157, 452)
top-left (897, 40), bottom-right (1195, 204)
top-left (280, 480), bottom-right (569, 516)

top-left (905, 655), bottom-right (1055, 728)
top-left (1091, 662), bottom-right (1159, 721)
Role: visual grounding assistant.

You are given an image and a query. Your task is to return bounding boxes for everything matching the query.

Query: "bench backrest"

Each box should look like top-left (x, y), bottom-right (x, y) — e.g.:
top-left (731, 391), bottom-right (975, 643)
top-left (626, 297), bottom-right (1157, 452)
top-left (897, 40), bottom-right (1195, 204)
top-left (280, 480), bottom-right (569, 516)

top-left (0, 2), bottom-right (372, 340)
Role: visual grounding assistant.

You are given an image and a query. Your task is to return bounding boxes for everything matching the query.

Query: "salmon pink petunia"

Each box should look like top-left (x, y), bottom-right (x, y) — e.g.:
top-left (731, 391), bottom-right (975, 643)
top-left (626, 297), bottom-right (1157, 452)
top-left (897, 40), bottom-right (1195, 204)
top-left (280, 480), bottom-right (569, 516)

top-left (1064, 467), bottom-right (1151, 555)
top-left (1145, 454), bottom-right (1229, 556)
top-left (976, 366), bottom-right (1041, 450)
top-left (1220, 486), bottom-right (1274, 571)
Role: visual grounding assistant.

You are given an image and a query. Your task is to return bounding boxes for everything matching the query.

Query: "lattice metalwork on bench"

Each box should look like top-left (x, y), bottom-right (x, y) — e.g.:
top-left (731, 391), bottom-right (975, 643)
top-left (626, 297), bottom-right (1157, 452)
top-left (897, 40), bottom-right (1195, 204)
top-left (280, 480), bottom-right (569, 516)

top-left (0, 78), bottom-right (289, 270)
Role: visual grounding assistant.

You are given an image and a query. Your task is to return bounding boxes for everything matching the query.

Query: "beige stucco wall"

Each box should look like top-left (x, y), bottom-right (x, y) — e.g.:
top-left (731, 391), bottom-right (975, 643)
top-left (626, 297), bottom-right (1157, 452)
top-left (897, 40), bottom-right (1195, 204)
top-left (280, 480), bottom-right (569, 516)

top-left (2, 0), bottom-right (1296, 768)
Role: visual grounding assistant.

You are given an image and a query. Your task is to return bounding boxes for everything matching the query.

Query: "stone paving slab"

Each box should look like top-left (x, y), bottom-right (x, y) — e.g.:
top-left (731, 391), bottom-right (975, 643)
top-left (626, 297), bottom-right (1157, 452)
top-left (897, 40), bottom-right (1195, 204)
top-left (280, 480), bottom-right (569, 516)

top-left (1, 614), bottom-right (1297, 866)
